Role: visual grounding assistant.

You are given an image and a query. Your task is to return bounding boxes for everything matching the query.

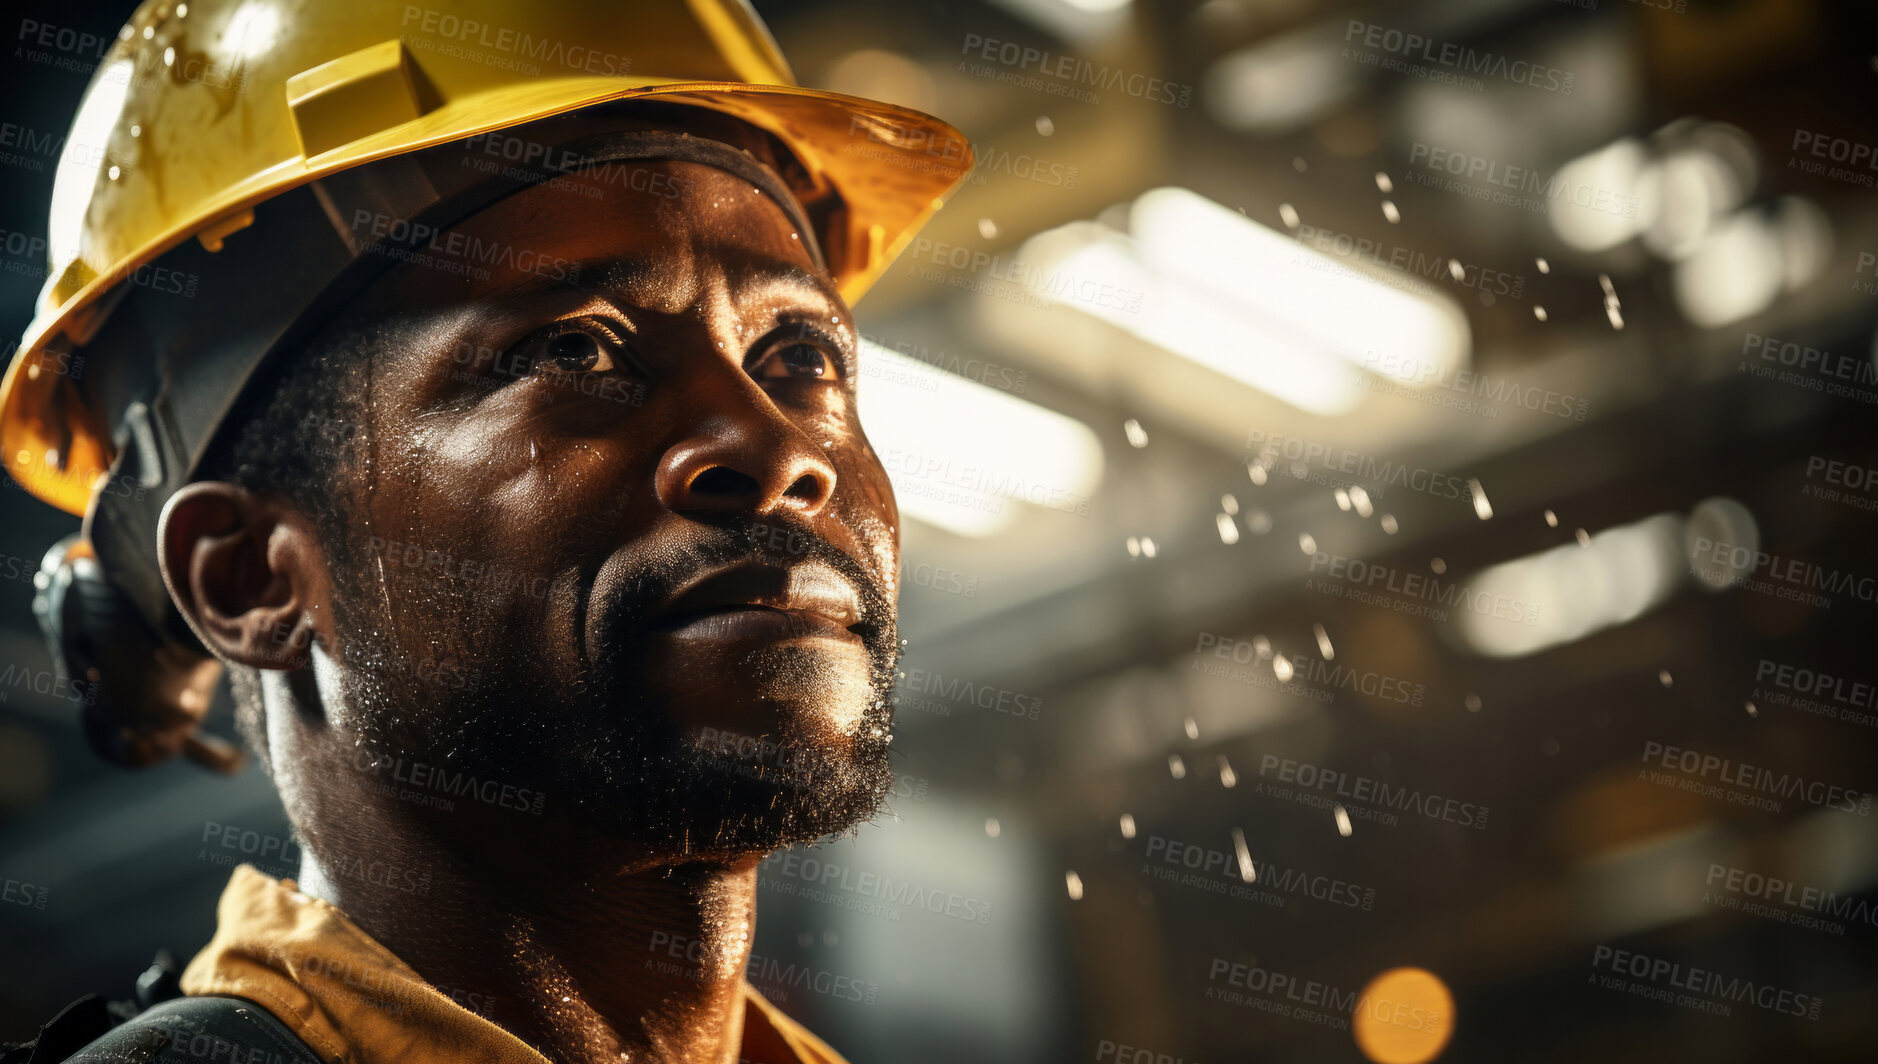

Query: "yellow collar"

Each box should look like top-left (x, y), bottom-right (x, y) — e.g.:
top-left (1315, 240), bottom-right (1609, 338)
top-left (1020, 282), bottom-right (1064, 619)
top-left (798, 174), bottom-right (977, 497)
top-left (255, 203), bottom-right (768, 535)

top-left (181, 865), bottom-right (850, 1064)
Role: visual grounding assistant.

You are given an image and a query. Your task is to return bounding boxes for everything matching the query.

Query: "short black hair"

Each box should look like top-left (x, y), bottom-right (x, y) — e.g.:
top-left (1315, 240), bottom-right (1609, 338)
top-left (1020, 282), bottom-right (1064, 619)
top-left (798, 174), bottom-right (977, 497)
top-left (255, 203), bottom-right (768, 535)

top-left (202, 320), bottom-right (380, 769)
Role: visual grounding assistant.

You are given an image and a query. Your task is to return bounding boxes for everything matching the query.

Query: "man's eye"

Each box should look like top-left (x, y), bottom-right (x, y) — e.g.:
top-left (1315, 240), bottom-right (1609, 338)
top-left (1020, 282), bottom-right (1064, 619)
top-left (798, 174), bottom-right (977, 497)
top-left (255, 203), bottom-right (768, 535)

top-left (543, 330), bottom-right (615, 373)
top-left (761, 342), bottom-right (840, 380)
top-left (511, 318), bottom-right (637, 377)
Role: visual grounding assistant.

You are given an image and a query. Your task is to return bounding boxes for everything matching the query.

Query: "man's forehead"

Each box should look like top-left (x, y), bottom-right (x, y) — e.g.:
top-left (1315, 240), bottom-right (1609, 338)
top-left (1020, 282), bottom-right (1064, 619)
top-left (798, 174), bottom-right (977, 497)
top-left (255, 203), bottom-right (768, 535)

top-left (485, 253), bottom-right (838, 314)
top-left (366, 159), bottom-right (836, 317)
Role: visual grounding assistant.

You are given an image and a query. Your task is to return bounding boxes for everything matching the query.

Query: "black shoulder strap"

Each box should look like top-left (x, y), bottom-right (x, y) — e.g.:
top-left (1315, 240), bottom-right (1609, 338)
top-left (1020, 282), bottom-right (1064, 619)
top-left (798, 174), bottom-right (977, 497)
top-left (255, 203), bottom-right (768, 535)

top-left (54, 996), bottom-right (327, 1064)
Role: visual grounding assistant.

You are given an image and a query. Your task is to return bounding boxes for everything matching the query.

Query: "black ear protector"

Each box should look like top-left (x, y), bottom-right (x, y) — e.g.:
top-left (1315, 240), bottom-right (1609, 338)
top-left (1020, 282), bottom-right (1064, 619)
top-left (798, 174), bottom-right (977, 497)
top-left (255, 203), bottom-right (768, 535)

top-left (34, 533), bottom-right (138, 765)
top-left (33, 532), bottom-right (234, 771)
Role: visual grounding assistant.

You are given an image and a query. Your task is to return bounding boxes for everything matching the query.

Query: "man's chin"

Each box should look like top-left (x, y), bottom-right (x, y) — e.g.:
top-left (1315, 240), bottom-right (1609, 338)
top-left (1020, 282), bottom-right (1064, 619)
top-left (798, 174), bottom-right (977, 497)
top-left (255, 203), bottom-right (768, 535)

top-left (552, 738), bottom-right (895, 856)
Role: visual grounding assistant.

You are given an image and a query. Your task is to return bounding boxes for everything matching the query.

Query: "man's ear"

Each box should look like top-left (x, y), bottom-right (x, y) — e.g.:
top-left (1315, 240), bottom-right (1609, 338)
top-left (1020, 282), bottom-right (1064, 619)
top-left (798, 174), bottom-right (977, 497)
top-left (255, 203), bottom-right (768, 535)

top-left (158, 481), bottom-right (333, 670)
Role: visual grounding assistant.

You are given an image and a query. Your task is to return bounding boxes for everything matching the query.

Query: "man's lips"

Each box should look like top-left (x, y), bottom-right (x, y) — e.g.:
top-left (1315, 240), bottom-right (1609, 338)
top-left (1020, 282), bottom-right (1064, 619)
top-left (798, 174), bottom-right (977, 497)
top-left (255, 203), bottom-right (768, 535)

top-left (650, 560), bottom-right (866, 643)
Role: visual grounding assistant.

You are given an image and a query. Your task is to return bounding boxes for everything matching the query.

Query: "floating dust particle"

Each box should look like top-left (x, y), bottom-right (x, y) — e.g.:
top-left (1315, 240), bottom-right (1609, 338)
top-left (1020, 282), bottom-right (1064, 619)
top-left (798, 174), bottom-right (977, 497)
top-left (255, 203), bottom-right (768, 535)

top-left (1217, 513), bottom-right (1240, 544)
top-left (985, 817), bottom-right (1000, 837)
top-left (1065, 870), bottom-right (1083, 900)
top-left (1334, 804), bottom-right (1353, 836)
top-left (1381, 199), bottom-right (1400, 223)
top-left (1469, 479), bottom-right (1493, 520)
top-left (1375, 172), bottom-right (1393, 193)
top-left (1279, 203), bottom-right (1301, 228)
top-left (1123, 418), bottom-right (1149, 448)
top-left (1184, 716), bottom-right (1200, 740)
top-left (1430, 557), bottom-right (1447, 574)
top-left (1299, 532), bottom-right (1317, 554)
top-left (1464, 693), bottom-right (1482, 712)
top-left (1659, 669), bottom-right (1673, 688)
top-left (1219, 755), bottom-right (1237, 788)
top-left (1231, 828), bottom-right (1256, 883)
top-left (1273, 654), bottom-right (1294, 682)
top-left (1168, 754), bottom-right (1187, 779)
top-left (1533, 305), bottom-right (1548, 322)
top-left (1544, 508), bottom-right (1558, 527)
top-left (1314, 622), bottom-right (1335, 660)
top-left (1380, 514), bottom-right (1398, 534)
top-left (1536, 256), bottom-right (1550, 273)
top-left (1575, 527), bottom-right (1592, 547)
top-left (1120, 813), bottom-right (1137, 838)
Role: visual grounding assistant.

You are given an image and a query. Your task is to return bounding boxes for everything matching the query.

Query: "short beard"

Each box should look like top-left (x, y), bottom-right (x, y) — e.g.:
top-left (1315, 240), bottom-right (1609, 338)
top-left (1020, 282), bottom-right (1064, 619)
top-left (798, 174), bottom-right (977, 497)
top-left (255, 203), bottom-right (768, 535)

top-left (321, 516), bottom-right (900, 860)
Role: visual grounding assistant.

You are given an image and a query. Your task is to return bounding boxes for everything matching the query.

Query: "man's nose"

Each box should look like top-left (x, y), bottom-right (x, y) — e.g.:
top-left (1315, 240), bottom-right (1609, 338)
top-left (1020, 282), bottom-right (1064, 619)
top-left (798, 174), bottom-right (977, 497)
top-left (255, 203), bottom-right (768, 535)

top-left (654, 382), bottom-right (837, 520)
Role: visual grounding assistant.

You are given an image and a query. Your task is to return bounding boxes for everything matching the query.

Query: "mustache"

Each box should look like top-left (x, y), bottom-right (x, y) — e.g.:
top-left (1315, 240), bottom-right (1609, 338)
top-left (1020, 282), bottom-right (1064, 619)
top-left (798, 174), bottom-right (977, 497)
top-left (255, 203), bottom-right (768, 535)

top-left (585, 519), bottom-right (896, 651)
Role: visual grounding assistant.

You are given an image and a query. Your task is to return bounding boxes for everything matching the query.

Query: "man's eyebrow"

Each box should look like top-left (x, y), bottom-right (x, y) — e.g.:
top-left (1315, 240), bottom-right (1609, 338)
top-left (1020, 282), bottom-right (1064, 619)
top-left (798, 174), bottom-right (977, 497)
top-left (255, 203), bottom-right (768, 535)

top-left (481, 258), bottom-right (839, 304)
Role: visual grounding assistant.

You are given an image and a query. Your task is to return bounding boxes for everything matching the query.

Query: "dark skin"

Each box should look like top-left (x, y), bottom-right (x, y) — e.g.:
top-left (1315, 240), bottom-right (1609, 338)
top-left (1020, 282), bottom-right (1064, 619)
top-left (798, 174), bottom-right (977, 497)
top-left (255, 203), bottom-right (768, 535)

top-left (157, 160), bottom-right (902, 1064)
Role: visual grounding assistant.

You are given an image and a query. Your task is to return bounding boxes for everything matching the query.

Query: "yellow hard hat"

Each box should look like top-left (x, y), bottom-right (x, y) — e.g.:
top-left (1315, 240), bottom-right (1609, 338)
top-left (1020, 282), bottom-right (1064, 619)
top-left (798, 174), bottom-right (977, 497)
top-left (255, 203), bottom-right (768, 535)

top-left (3, 0), bottom-right (973, 516)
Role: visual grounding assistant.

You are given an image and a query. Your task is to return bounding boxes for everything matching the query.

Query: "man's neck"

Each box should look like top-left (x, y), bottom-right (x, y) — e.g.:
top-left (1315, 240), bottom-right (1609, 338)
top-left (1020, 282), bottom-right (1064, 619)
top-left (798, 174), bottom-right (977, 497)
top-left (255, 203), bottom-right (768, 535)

top-left (296, 816), bottom-right (761, 1064)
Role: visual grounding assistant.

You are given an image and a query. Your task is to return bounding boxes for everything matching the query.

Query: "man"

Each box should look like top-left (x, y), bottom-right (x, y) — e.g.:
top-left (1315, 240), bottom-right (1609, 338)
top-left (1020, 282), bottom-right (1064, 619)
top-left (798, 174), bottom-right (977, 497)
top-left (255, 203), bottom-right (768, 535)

top-left (1, 1), bottom-right (971, 1061)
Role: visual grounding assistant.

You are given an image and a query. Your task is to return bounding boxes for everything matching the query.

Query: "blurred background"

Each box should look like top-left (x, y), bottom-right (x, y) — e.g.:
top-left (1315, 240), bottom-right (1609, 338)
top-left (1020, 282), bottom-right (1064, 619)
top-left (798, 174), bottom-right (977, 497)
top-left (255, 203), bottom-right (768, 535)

top-left (5, 0), bottom-right (1878, 1060)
